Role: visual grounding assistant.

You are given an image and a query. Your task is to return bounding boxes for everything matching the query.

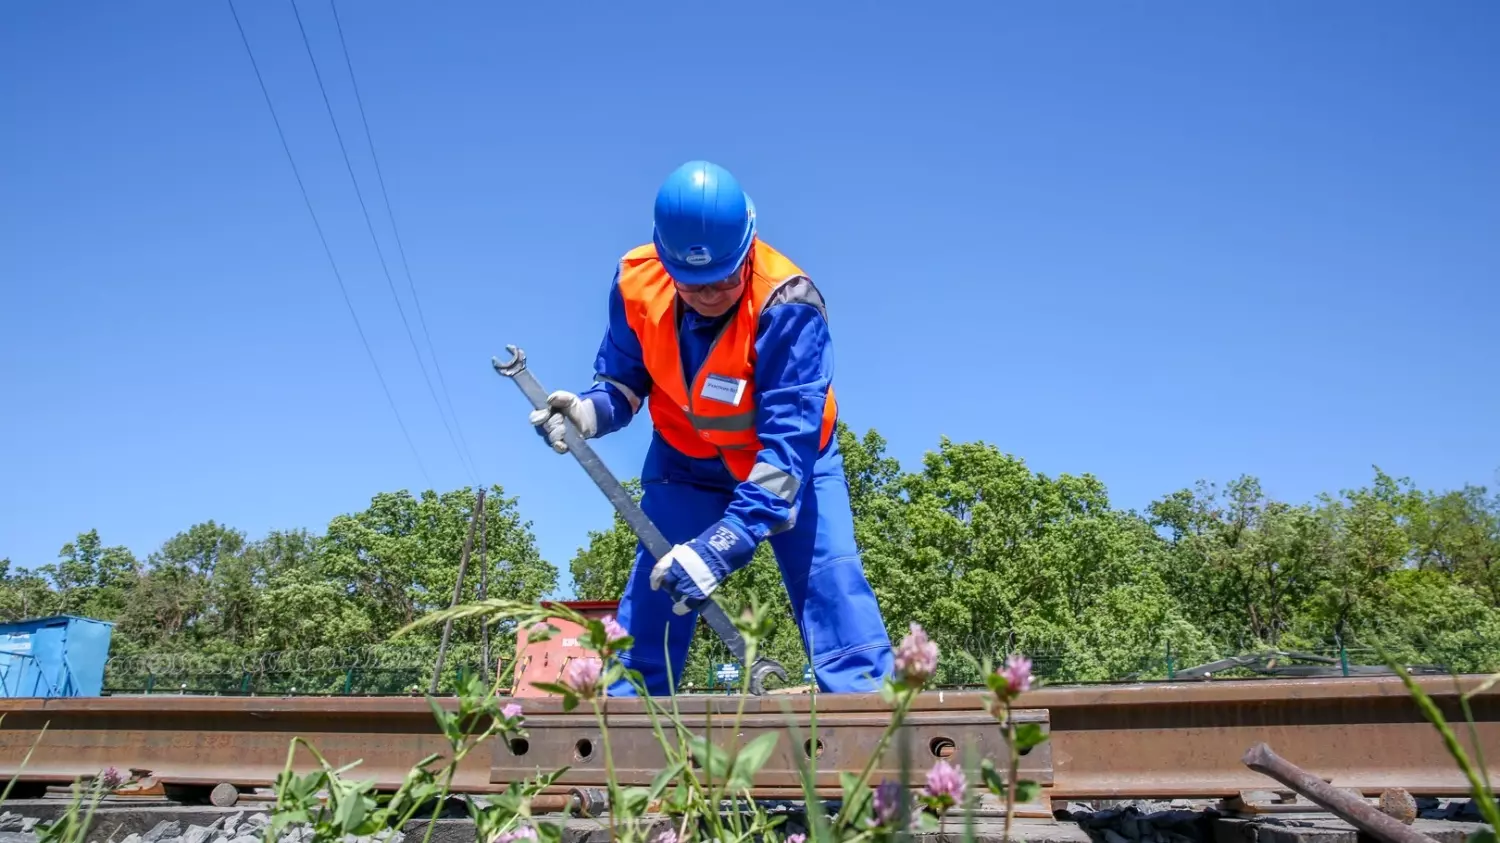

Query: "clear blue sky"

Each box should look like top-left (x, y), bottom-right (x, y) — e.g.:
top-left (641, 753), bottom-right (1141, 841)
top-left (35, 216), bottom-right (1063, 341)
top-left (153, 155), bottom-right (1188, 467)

top-left (3, 1), bottom-right (1496, 595)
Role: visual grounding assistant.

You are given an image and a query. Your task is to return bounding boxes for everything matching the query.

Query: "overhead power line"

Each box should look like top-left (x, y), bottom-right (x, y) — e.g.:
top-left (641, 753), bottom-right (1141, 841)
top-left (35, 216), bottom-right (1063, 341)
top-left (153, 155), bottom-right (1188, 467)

top-left (288, 0), bottom-right (481, 486)
top-left (326, 0), bottom-right (482, 484)
top-left (225, 0), bottom-right (434, 489)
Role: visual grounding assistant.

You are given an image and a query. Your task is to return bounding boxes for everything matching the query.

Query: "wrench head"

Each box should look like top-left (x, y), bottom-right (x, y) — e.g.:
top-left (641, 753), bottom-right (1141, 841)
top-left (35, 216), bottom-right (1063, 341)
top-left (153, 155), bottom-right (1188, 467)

top-left (492, 345), bottom-right (527, 377)
top-left (747, 658), bottom-right (790, 696)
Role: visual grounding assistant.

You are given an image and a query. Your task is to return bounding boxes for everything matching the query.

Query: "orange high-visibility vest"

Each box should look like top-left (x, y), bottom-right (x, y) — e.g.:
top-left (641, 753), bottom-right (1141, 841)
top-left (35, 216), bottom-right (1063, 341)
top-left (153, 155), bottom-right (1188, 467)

top-left (615, 238), bottom-right (839, 480)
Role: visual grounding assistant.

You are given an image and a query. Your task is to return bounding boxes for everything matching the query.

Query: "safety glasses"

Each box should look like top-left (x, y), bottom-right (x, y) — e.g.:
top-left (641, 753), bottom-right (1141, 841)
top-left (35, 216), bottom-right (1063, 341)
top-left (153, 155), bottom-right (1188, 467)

top-left (674, 260), bottom-right (748, 293)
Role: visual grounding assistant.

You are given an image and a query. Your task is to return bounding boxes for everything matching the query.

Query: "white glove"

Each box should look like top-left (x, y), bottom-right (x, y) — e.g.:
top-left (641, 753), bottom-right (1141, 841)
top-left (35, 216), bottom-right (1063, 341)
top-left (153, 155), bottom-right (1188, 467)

top-left (528, 391), bottom-right (598, 453)
top-left (649, 521), bottom-right (755, 615)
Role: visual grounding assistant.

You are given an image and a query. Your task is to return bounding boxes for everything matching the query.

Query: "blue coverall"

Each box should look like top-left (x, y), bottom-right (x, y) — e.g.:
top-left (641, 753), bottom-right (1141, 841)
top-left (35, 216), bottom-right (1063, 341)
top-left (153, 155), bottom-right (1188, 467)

top-left (574, 271), bottom-right (895, 696)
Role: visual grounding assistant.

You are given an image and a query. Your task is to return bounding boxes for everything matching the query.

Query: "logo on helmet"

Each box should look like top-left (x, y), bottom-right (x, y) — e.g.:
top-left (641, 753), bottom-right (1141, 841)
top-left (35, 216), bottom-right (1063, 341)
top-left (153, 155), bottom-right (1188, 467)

top-left (684, 246), bottom-right (713, 266)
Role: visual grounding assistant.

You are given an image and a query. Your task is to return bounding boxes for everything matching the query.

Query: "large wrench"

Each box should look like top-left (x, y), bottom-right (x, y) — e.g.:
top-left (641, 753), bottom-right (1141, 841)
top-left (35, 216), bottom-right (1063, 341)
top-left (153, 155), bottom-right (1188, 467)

top-left (493, 345), bottom-right (789, 696)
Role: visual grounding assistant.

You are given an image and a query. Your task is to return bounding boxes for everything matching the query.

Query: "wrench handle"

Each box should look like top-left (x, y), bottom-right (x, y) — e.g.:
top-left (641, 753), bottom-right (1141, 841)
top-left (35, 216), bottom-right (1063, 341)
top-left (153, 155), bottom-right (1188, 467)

top-left (493, 351), bottom-right (753, 667)
top-left (503, 362), bottom-right (673, 559)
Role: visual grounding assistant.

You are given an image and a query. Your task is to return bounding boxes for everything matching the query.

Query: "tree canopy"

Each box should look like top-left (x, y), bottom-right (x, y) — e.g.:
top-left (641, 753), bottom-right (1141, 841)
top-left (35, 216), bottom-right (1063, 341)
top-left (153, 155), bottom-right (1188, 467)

top-left (5, 425), bottom-right (1498, 693)
top-left (567, 425), bottom-right (1500, 685)
top-left (2, 486), bottom-right (556, 694)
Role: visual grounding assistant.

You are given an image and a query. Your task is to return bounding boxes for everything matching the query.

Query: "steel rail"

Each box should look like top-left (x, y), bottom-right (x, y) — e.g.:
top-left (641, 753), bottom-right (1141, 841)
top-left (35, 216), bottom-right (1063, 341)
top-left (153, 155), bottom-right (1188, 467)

top-left (0, 675), bottom-right (1492, 806)
top-left (0, 691), bottom-right (1050, 801)
top-left (1033, 674), bottom-right (1499, 798)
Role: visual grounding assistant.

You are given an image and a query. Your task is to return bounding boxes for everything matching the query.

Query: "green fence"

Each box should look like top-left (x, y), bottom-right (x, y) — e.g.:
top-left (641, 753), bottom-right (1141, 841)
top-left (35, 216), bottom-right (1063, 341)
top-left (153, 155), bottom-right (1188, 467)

top-left (103, 644), bottom-right (492, 697)
top-left (102, 632), bottom-right (1497, 697)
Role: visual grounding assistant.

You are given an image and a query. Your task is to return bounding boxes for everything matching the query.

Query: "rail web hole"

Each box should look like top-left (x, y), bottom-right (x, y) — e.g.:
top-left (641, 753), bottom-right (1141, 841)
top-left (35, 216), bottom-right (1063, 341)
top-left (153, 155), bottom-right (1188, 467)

top-left (575, 737), bottom-right (595, 761)
top-left (804, 739), bottom-right (825, 759)
top-left (509, 738), bottom-right (530, 756)
top-left (929, 738), bottom-right (956, 759)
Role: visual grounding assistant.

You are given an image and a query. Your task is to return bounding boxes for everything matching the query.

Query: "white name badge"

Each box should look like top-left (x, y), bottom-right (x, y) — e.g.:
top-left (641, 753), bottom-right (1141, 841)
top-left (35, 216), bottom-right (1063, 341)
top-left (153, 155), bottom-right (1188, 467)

top-left (700, 373), bottom-right (747, 406)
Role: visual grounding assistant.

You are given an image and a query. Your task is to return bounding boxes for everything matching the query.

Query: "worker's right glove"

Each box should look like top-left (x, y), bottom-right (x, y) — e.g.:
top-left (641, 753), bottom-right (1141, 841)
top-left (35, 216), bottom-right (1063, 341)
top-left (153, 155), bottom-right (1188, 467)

top-left (650, 519), bottom-right (757, 615)
top-left (529, 390), bottom-right (600, 453)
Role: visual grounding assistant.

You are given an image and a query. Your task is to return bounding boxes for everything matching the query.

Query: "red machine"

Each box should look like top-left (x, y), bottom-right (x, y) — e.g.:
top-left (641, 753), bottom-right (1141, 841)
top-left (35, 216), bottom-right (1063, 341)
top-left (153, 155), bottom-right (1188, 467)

top-left (508, 600), bottom-right (620, 698)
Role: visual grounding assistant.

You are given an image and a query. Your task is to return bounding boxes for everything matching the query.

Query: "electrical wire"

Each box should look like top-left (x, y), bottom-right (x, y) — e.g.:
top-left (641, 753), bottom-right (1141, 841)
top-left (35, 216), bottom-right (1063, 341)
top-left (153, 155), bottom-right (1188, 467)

top-left (225, 0), bottom-right (434, 488)
top-left (326, 0), bottom-right (483, 484)
top-left (288, 0), bottom-right (480, 486)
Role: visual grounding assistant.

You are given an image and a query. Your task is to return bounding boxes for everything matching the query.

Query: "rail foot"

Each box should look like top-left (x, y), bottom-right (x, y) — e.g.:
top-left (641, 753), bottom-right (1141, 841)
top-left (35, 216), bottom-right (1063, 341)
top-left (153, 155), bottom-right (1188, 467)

top-left (162, 783), bottom-right (213, 805)
top-left (3, 782), bottom-right (45, 800)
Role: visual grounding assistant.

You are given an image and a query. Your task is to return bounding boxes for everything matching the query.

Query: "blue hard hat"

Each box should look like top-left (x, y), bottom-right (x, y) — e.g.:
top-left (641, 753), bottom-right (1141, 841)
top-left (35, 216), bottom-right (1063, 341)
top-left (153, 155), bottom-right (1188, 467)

top-left (651, 160), bottom-right (757, 286)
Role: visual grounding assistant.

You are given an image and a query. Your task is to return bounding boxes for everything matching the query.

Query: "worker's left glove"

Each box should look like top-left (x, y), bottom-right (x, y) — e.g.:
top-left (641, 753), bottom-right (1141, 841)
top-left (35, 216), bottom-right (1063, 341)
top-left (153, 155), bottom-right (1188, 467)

top-left (650, 519), bottom-right (757, 615)
top-left (529, 390), bottom-right (601, 453)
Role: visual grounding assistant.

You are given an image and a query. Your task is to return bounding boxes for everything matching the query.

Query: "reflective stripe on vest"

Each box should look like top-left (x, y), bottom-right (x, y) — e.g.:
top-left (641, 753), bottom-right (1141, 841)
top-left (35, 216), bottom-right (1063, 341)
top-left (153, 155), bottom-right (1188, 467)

top-left (616, 238), bottom-right (838, 482)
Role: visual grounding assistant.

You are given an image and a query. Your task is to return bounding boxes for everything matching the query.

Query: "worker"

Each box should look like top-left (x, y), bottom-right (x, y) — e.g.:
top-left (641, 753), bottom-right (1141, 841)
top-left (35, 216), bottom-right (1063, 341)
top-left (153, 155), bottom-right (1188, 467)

top-left (529, 160), bottom-right (895, 696)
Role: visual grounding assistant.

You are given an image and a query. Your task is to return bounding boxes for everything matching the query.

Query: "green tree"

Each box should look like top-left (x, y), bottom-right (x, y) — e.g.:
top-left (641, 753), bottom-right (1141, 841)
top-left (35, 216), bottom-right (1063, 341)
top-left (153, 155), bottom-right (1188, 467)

top-left (116, 521), bottom-right (247, 655)
top-left (320, 485), bottom-right (557, 658)
top-left (1405, 484), bottom-right (1500, 605)
top-left (251, 529), bottom-right (370, 653)
top-left (8, 431), bottom-right (1497, 692)
top-left (39, 530), bottom-right (138, 620)
top-left (569, 479), bottom-right (643, 602)
top-left (1353, 568), bottom-right (1500, 672)
top-left (1151, 477), bottom-right (1331, 650)
top-left (1304, 469), bottom-right (1416, 643)
top-left (0, 558), bottom-right (58, 622)
top-left (879, 437), bottom-right (1212, 682)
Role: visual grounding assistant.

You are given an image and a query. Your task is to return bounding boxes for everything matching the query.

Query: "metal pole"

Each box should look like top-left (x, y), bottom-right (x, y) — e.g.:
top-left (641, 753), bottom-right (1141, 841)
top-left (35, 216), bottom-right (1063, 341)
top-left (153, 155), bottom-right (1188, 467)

top-left (478, 489), bottom-right (491, 686)
top-left (431, 488), bottom-right (483, 695)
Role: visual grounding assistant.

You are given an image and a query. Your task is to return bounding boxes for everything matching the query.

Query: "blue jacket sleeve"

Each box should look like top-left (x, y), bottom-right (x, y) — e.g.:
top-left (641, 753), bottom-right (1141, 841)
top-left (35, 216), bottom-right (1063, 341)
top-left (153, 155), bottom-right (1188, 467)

top-left (720, 288), bottom-right (834, 543)
top-left (579, 269), bottom-right (652, 438)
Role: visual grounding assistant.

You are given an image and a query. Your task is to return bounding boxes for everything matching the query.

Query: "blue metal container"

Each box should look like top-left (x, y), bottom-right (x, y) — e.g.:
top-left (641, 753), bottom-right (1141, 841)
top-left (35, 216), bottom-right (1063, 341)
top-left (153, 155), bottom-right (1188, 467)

top-left (0, 615), bottom-right (114, 698)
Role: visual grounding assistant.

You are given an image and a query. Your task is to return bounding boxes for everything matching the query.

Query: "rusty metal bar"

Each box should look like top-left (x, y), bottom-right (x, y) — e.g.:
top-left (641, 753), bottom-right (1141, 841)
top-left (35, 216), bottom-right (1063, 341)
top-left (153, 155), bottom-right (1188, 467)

top-left (1029, 674), bottom-right (1499, 798)
top-left (0, 691), bottom-right (1048, 799)
top-left (495, 707), bottom-right (1051, 790)
top-left (1242, 742), bottom-right (1440, 843)
top-left (0, 674), bottom-right (1492, 804)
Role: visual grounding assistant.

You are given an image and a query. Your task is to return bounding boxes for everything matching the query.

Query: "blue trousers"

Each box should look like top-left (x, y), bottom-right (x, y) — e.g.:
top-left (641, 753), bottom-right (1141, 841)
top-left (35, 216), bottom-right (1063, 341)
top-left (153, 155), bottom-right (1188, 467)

top-left (606, 434), bottom-right (894, 696)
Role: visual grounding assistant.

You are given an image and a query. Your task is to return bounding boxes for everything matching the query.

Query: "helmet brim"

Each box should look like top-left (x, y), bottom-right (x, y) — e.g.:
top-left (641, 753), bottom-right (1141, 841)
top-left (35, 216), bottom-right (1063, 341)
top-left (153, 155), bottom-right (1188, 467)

top-left (656, 196), bottom-right (756, 286)
top-left (657, 251), bottom-right (747, 286)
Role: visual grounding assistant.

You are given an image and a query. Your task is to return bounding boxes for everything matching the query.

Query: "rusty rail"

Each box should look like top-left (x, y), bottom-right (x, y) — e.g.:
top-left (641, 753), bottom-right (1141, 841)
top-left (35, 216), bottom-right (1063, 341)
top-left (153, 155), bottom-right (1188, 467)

top-left (0, 690), bottom-right (1051, 809)
top-left (0, 675), bottom-right (1493, 806)
top-left (1031, 674), bottom-right (1498, 798)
